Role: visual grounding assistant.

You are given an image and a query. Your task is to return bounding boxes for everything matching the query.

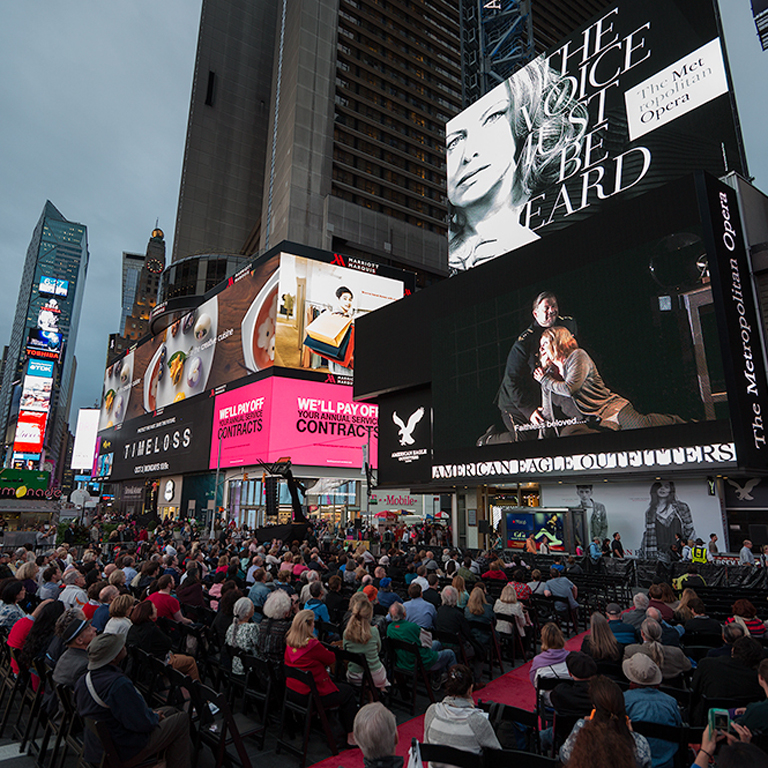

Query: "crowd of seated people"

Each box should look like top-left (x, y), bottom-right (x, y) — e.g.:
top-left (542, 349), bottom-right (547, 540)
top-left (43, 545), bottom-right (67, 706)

top-left (1, 529), bottom-right (768, 768)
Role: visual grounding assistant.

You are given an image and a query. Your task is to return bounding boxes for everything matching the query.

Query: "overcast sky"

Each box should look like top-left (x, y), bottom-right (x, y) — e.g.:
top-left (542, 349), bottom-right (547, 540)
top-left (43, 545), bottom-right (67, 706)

top-left (0, 1), bottom-right (765, 429)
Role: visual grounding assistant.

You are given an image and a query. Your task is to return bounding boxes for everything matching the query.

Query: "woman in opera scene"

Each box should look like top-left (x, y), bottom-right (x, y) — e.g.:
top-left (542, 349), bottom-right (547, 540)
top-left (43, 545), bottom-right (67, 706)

top-left (535, 327), bottom-right (685, 438)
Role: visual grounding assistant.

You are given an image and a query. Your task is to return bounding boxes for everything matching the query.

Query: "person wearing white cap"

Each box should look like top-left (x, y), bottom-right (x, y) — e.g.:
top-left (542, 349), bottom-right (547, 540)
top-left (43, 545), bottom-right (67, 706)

top-left (75, 633), bottom-right (191, 768)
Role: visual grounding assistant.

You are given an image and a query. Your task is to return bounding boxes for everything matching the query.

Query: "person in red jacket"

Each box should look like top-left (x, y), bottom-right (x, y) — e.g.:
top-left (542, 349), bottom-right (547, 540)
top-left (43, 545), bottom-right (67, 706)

top-left (284, 609), bottom-right (358, 748)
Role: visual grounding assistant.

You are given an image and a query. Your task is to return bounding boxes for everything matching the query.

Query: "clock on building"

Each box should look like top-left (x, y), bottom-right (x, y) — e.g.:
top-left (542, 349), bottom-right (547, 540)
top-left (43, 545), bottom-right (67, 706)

top-left (147, 259), bottom-right (164, 274)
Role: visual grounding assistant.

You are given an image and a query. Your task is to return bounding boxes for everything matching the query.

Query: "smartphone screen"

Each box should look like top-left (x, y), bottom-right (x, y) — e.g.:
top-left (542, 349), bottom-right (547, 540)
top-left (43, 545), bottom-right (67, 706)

top-left (708, 708), bottom-right (730, 733)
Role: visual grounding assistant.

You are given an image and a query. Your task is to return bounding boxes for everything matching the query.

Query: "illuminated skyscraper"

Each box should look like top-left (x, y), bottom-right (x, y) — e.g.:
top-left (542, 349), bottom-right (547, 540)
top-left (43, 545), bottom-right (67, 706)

top-left (0, 201), bottom-right (89, 473)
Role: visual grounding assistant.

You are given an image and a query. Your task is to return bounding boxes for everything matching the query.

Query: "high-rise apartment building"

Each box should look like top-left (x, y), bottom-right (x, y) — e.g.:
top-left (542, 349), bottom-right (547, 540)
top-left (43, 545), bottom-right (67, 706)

top-left (173, 0), bottom-right (462, 281)
top-left (0, 201), bottom-right (89, 472)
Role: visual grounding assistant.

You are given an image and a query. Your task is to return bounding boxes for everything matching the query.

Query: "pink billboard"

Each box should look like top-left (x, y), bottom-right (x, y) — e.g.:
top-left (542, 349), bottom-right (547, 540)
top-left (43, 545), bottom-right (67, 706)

top-left (210, 377), bottom-right (378, 470)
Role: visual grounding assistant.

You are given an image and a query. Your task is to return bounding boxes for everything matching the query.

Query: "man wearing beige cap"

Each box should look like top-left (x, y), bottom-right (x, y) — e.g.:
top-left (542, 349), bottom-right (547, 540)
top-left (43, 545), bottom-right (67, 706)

top-left (622, 654), bottom-right (681, 768)
top-left (75, 633), bottom-right (191, 768)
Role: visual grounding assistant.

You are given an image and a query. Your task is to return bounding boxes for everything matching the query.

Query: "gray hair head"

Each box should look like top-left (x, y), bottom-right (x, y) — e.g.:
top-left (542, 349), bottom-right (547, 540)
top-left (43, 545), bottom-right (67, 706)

top-left (645, 606), bottom-right (662, 622)
top-left (233, 597), bottom-right (254, 621)
top-left (641, 618), bottom-right (662, 642)
top-left (441, 586), bottom-right (458, 607)
top-left (353, 703), bottom-right (398, 759)
top-left (634, 593), bottom-right (650, 610)
top-left (263, 588), bottom-right (291, 619)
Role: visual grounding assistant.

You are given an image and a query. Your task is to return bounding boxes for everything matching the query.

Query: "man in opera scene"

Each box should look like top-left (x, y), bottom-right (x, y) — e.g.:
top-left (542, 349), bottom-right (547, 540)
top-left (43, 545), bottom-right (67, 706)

top-left (477, 291), bottom-right (576, 445)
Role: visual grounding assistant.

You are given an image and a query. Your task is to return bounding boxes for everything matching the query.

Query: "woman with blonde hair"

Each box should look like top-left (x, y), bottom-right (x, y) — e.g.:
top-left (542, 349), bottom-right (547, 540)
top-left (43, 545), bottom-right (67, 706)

top-left (104, 593), bottom-right (136, 636)
top-left (623, 618), bottom-right (691, 681)
top-left (465, 586), bottom-right (494, 648)
top-left (285, 610), bottom-right (358, 747)
top-left (343, 594), bottom-right (389, 690)
top-left (673, 588), bottom-right (698, 624)
top-left (108, 568), bottom-right (127, 592)
top-left (580, 612), bottom-right (621, 662)
top-left (452, 575), bottom-right (469, 609)
top-left (493, 584), bottom-right (527, 637)
top-left (15, 560), bottom-right (39, 595)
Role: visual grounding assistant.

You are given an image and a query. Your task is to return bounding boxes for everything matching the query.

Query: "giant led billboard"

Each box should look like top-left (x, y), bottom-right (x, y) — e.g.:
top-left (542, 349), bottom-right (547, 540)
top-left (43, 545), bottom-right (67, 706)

top-left (13, 411), bottom-right (48, 454)
top-left (275, 253), bottom-right (404, 382)
top-left (94, 396), bottom-right (214, 481)
top-left (446, 0), bottom-right (744, 271)
top-left (360, 174), bottom-right (766, 485)
top-left (99, 246), bottom-right (409, 431)
top-left (211, 377), bottom-right (378, 470)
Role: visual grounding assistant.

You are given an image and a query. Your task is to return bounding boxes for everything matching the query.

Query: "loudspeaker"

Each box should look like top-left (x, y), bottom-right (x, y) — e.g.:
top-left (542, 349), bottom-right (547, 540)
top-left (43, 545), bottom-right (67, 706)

top-left (265, 476), bottom-right (278, 517)
top-left (478, 520), bottom-right (490, 534)
top-left (749, 524), bottom-right (768, 548)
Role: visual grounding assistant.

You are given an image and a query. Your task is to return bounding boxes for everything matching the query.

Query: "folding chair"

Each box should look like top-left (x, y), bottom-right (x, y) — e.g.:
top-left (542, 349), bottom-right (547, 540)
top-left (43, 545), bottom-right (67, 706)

top-left (0, 647), bottom-right (32, 738)
top-left (327, 645), bottom-right (379, 705)
top-left (386, 637), bottom-right (436, 715)
top-left (484, 747), bottom-right (561, 768)
top-left (414, 739), bottom-right (484, 768)
top-left (275, 667), bottom-right (340, 768)
top-left (191, 683), bottom-right (262, 768)
top-left (432, 628), bottom-right (471, 668)
top-left (478, 700), bottom-right (539, 754)
top-left (84, 717), bottom-right (167, 768)
top-left (493, 612), bottom-right (528, 665)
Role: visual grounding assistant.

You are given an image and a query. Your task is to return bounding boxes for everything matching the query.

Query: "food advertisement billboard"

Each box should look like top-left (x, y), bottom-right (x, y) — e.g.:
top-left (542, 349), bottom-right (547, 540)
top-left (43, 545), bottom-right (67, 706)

top-left (98, 246), bottom-right (408, 432)
top-left (211, 378), bottom-right (378, 470)
top-left (446, 0), bottom-right (743, 271)
top-left (362, 174), bottom-right (761, 486)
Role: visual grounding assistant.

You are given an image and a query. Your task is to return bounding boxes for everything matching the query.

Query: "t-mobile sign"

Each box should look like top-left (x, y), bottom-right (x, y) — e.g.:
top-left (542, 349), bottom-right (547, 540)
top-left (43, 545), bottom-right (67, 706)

top-left (211, 377), bottom-right (378, 469)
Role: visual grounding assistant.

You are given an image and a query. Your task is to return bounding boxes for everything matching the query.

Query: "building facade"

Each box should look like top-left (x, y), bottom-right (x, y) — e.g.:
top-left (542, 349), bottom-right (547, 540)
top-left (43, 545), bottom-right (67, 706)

top-left (172, 0), bottom-right (463, 282)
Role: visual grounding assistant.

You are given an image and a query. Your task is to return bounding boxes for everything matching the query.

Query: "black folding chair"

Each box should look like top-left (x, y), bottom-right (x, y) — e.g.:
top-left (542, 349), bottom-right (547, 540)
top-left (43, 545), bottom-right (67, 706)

top-left (191, 683), bottom-right (262, 768)
top-left (84, 717), bottom-right (166, 768)
top-left (275, 667), bottom-right (340, 768)
top-left (387, 637), bottom-right (436, 715)
top-left (414, 739), bottom-right (484, 768)
top-left (327, 645), bottom-right (380, 705)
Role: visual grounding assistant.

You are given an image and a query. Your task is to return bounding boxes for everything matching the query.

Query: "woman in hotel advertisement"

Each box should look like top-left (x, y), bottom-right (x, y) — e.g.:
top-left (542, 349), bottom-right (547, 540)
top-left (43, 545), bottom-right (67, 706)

top-left (446, 58), bottom-right (587, 271)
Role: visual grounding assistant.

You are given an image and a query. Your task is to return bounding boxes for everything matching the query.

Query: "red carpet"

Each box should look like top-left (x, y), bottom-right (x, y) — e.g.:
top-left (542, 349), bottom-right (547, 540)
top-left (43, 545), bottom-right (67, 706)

top-left (308, 632), bottom-right (588, 768)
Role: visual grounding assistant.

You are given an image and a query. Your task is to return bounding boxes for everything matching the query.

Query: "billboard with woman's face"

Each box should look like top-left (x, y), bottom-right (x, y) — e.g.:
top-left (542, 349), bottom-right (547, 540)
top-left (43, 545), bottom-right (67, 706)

top-left (446, 0), bottom-right (742, 271)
